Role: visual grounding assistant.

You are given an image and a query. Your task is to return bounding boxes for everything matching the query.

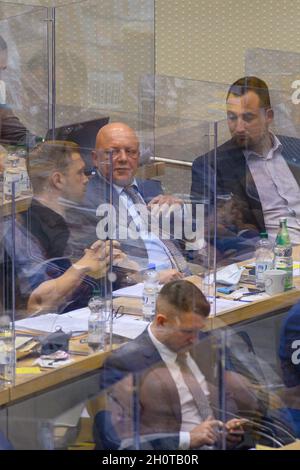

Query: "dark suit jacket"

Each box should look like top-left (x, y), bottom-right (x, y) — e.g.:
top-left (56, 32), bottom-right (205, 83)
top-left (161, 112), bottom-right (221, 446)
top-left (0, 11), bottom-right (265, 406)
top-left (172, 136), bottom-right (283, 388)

top-left (95, 329), bottom-right (239, 450)
top-left (78, 172), bottom-right (173, 269)
top-left (84, 172), bottom-right (163, 210)
top-left (191, 135), bottom-right (300, 233)
top-left (0, 105), bottom-right (34, 146)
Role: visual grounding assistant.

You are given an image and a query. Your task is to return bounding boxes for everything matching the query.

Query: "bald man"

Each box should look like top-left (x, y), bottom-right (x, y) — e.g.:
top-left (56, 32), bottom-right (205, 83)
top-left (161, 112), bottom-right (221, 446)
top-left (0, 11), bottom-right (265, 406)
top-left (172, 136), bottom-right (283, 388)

top-left (82, 122), bottom-right (188, 285)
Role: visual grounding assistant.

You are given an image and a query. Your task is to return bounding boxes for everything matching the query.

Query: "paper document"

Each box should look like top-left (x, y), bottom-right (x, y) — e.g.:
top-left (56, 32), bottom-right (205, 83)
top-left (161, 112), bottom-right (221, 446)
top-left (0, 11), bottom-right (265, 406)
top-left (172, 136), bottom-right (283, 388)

top-left (208, 298), bottom-right (246, 315)
top-left (15, 335), bottom-right (34, 349)
top-left (113, 283), bottom-right (162, 298)
top-left (205, 264), bottom-right (244, 286)
top-left (110, 315), bottom-right (148, 339)
top-left (15, 309), bottom-right (147, 339)
top-left (293, 261), bottom-right (300, 276)
top-left (15, 310), bottom-right (90, 335)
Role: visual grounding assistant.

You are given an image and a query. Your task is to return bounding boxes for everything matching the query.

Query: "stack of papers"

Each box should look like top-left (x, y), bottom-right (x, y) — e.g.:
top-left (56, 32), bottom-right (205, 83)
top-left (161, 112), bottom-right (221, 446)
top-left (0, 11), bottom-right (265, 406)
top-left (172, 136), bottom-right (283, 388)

top-left (15, 309), bottom-right (90, 335)
top-left (113, 283), bottom-right (162, 298)
top-left (15, 309), bottom-right (148, 340)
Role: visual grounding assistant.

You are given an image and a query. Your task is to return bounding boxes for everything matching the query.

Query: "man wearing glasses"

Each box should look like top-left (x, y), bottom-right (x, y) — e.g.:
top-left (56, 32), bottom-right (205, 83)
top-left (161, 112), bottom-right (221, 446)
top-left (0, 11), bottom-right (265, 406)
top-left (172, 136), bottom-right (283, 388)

top-left (83, 122), bottom-right (188, 285)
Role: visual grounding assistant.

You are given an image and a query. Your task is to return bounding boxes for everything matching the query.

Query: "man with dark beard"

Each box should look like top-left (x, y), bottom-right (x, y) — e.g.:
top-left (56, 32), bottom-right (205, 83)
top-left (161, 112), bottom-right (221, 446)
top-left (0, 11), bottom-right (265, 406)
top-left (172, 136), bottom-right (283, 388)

top-left (191, 76), bottom-right (300, 259)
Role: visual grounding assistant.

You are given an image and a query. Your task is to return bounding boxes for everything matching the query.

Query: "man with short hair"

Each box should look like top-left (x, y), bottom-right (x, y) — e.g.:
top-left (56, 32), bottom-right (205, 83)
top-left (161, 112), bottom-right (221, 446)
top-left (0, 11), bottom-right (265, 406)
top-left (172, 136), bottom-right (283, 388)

top-left (83, 122), bottom-right (188, 284)
top-left (94, 280), bottom-right (247, 450)
top-left (2, 141), bottom-right (125, 316)
top-left (191, 76), bottom-right (300, 259)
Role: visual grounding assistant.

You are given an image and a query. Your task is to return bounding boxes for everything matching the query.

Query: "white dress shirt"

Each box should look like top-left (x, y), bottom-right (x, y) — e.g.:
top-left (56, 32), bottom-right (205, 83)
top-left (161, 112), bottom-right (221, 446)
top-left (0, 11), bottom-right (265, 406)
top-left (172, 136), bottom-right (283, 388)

top-left (244, 133), bottom-right (300, 244)
top-left (148, 325), bottom-right (210, 450)
top-left (114, 180), bottom-right (173, 270)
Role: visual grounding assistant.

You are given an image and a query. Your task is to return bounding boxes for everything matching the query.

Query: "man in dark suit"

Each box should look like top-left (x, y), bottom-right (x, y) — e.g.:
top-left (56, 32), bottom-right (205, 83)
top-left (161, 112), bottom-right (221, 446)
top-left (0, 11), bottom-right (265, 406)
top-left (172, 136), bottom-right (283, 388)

top-left (191, 76), bottom-right (300, 260)
top-left (81, 122), bottom-right (188, 284)
top-left (94, 280), bottom-right (251, 450)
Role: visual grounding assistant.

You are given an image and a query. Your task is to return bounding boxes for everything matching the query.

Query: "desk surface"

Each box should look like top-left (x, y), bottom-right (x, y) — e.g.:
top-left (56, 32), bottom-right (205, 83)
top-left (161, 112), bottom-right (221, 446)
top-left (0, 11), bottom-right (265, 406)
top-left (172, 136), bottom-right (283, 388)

top-left (3, 252), bottom-right (300, 407)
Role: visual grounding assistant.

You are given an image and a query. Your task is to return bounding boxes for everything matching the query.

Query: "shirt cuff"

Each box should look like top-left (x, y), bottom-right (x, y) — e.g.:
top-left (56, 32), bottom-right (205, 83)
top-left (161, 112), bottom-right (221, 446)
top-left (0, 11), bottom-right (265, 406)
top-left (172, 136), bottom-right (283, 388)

top-left (179, 431), bottom-right (190, 450)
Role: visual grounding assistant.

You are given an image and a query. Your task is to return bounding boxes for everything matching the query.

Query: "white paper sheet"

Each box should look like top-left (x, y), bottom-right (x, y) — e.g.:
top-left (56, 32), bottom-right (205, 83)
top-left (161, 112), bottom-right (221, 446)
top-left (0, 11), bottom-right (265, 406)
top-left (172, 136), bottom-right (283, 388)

top-left (15, 310), bottom-right (147, 340)
top-left (113, 282), bottom-right (145, 298)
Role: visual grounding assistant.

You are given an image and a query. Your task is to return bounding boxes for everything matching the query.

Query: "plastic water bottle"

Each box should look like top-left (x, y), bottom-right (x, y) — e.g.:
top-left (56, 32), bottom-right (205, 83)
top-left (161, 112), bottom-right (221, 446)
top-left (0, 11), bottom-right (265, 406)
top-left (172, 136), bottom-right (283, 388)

top-left (255, 232), bottom-right (273, 290)
top-left (274, 217), bottom-right (293, 290)
top-left (142, 264), bottom-right (159, 322)
top-left (0, 315), bottom-right (15, 387)
top-left (87, 295), bottom-right (107, 352)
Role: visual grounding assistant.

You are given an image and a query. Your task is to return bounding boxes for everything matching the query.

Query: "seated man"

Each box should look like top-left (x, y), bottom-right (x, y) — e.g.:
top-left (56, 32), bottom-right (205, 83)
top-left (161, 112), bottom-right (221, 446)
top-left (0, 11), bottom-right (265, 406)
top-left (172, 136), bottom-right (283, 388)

top-left (191, 76), bottom-right (300, 262)
top-left (94, 280), bottom-right (251, 450)
top-left (80, 122), bottom-right (189, 285)
top-left (2, 141), bottom-right (127, 316)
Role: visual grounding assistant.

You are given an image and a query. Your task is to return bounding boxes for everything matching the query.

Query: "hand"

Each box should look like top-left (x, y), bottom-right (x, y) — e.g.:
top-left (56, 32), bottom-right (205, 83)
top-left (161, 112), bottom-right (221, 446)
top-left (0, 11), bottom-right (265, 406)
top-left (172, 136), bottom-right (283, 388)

top-left (190, 416), bottom-right (223, 449)
top-left (112, 252), bottom-right (140, 271)
top-left (157, 268), bottom-right (184, 284)
top-left (75, 240), bottom-right (123, 276)
top-left (225, 418), bottom-right (247, 446)
top-left (148, 194), bottom-right (183, 218)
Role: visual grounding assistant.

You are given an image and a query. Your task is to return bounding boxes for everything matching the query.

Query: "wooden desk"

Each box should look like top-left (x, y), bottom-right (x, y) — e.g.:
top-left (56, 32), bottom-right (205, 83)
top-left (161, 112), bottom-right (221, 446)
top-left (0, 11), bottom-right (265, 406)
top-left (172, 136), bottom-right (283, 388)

top-left (0, 195), bottom-right (31, 217)
top-left (113, 273), bottom-right (300, 330)
top-left (2, 264), bottom-right (300, 448)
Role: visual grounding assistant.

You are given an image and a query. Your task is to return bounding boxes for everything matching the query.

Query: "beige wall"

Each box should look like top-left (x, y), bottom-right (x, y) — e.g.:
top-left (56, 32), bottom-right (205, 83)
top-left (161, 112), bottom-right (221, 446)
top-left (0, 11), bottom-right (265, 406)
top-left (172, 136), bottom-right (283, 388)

top-left (4, 0), bottom-right (300, 86)
top-left (156, 0), bottom-right (300, 84)
top-left (3, 0), bottom-right (300, 133)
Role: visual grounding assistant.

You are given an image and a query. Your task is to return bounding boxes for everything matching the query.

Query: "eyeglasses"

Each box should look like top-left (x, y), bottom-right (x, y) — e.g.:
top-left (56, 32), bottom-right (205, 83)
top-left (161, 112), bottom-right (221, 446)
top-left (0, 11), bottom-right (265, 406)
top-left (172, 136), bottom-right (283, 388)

top-left (98, 148), bottom-right (139, 160)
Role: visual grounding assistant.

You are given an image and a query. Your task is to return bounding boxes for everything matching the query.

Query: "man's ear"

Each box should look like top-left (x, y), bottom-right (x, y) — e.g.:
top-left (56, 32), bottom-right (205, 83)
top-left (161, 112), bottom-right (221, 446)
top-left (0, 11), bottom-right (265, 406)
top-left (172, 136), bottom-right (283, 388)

top-left (50, 171), bottom-right (64, 190)
top-left (156, 313), bottom-right (168, 326)
top-left (91, 150), bottom-right (98, 167)
top-left (265, 107), bottom-right (274, 124)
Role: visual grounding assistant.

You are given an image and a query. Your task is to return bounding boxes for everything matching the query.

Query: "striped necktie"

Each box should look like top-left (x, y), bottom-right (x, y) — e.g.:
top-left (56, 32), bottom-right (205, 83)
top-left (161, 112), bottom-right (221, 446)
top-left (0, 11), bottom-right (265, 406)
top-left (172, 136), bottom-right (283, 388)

top-left (123, 185), bottom-right (188, 274)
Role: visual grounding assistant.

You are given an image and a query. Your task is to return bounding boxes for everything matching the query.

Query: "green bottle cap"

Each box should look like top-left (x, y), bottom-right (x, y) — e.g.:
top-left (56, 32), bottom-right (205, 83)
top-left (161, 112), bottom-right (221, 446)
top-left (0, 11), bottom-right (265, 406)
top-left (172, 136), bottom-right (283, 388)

top-left (260, 232), bottom-right (268, 239)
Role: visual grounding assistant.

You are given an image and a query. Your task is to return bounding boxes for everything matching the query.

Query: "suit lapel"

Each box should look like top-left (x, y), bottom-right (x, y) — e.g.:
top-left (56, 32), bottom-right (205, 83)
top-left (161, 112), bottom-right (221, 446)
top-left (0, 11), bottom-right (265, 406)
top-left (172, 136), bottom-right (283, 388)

top-left (137, 331), bottom-right (182, 423)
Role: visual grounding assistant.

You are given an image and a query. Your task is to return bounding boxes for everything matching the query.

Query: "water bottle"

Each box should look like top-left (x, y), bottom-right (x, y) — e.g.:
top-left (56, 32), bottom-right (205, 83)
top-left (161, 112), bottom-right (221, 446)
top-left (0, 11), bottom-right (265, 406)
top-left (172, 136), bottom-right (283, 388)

top-left (3, 152), bottom-right (21, 201)
top-left (142, 264), bottom-right (159, 322)
top-left (274, 217), bottom-right (293, 290)
top-left (255, 232), bottom-right (273, 290)
top-left (87, 294), bottom-right (107, 352)
top-left (0, 315), bottom-right (15, 387)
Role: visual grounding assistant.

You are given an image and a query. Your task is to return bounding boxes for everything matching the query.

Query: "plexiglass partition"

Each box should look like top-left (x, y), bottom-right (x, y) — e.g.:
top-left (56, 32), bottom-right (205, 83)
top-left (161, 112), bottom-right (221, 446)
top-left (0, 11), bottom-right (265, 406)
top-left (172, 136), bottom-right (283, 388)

top-left (214, 80), bottom-right (300, 448)
top-left (2, 0), bottom-right (300, 450)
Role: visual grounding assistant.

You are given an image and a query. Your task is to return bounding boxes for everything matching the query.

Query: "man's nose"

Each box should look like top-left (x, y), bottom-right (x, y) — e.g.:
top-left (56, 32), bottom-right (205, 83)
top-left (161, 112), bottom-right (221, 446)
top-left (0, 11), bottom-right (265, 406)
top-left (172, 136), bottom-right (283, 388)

top-left (117, 148), bottom-right (129, 162)
top-left (235, 117), bottom-right (246, 133)
top-left (83, 173), bottom-right (89, 185)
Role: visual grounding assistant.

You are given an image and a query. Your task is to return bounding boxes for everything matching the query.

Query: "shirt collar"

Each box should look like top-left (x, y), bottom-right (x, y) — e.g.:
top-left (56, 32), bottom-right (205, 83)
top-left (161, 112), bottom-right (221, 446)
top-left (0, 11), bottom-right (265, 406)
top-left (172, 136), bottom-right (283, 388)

top-left (115, 178), bottom-right (138, 195)
top-left (147, 324), bottom-right (178, 364)
top-left (244, 132), bottom-right (282, 161)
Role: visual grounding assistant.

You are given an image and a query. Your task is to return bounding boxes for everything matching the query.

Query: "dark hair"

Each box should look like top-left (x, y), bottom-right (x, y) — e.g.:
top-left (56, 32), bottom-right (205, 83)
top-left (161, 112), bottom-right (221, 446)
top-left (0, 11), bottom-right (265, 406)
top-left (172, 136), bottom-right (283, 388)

top-left (27, 140), bottom-right (80, 193)
top-left (157, 280), bottom-right (210, 318)
top-left (0, 35), bottom-right (7, 51)
top-left (226, 76), bottom-right (271, 109)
